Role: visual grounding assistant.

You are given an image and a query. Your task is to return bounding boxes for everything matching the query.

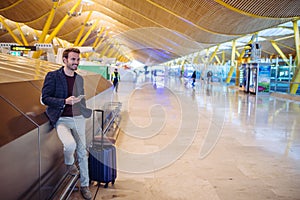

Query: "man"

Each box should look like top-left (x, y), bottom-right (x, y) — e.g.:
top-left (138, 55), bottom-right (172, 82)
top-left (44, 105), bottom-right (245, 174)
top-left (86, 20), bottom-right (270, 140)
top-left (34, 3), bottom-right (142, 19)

top-left (207, 70), bottom-right (213, 84)
top-left (111, 68), bottom-right (120, 92)
top-left (41, 48), bottom-right (92, 200)
top-left (191, 70), bottom-right (196, 87)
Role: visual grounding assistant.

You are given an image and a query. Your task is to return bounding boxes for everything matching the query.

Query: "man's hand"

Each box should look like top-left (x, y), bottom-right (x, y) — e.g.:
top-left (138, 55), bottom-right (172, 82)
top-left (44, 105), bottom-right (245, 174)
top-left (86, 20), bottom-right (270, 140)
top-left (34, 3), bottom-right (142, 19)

top-left (65, 96), bottom-right (82, 105)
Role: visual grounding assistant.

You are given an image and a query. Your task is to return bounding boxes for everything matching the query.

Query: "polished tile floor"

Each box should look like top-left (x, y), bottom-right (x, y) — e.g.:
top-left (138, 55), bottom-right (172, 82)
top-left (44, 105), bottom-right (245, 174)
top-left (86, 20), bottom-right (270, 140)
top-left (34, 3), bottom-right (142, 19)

top-left (71, 75), bottom-right (300, 200)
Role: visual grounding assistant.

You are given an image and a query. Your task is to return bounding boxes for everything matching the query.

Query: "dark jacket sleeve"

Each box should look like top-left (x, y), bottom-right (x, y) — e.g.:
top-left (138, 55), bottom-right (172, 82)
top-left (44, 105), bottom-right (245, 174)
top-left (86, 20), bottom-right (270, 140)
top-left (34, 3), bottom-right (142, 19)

top-left (41, 69), bottom-right (67, 127)
top-left (42, 71), bottom-right (66, 108)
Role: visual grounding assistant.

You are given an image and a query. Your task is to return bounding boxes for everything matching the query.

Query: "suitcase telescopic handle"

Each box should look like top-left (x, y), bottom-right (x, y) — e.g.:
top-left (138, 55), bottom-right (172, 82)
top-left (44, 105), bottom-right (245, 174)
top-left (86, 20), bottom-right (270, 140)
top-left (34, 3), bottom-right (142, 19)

top-left (93, 109), bottom-right (104, 148)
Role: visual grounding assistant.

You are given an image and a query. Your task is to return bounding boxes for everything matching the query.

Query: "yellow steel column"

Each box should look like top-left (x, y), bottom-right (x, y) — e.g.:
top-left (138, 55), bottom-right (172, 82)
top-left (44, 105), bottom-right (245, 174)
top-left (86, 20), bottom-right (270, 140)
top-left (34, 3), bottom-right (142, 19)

top-left (16, 23), bottom-right (28, 46)
top-left (0, 17), bottom-right (22, 44)
top-left (193, 53), bottom-right (200, 64)
top-left (95, 31), bottom-right (107, 51)
top-left (112, 46), bottom-right (121, 58)
top-left (214, 54), bottom-right (221, 65)
top-left (100, 43), bottom-right (111, 57)
top-left (106, 47), bottom-right (115, 58)
top-left (39, 1), bottom-right (59, 42)
top-left (92, 37), bottom-right (100, 49)
top-left (107, 42), bottom-right (119, 57)
top-left (226, 40), bottom-right (236, 83)
top-left (45, 0), bottom-right (82, 43)
top-left (32, 1), bottom-right (59, 59)
top-left (74, 11), bottom-right (93, 46)
top-left (222, 51), bottom-right (225, 65)
top-left (55, 37), bottom-right (63, 48)
top-left (293, 19), bottom-right (300, 66)
top-left (95, 37), bottom-right (105, 50)
top-left (235, 49), bottom-right (240, 58)
top-left (209, 45), bottom-right (219, 63)
top-left (100, 35), bottom-right (111, 57)
top-left (92, 27), bottom-right (105, 48)
top-left (78, 19), bottom-right (99, 46)
top-left (271, 40), bottom-right (290, 66)
top-left (290, 19), bottom-right (300, 94)
top-left (201, 57), bottom-right (205, 63)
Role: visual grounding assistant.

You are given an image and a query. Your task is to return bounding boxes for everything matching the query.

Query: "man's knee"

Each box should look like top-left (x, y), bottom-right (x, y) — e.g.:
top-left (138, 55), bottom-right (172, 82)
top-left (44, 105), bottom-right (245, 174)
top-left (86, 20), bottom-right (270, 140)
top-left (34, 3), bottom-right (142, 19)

top-left (64, 142), bottom-right (76, 153)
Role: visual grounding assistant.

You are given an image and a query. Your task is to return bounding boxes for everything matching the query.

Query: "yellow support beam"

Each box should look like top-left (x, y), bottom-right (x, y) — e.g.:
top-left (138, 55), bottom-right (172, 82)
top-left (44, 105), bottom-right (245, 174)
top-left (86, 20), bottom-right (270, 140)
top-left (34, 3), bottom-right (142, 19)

top-left (40, 1), bottom-right (59, 43)
top-left (74, 11), bottom-right (93, 46)
top-left (192, 53), bottom-right (200, 64)
top-left (95, 31), bottom-right (108, 51)
top-left (45, 0), bottom-right (82, 43)
top-left (271, 40), bottom-right (290, 66)
top-left (55, 37), bottom-right (63, 48)
top-left (0, 17), bottom-right (22, 44)
top-left (214, 54), bottom-right (221, 64)
top-left (226, 40), bottom-right (236, 83)
top-left (235, 49), bottom-right (240, 57)
top-left (290, 19), bottom-right (300, 94)
top-left (16, 23), bottom-right (28, 46)
top-left (107, 42), bottom-right (119, 57)
top-left (112, 46), bottom-right (121, 58)
top-left (92, 37), bottom-right (100, 49)
top-left (276, 41), bottom-right (296, 51)
top-left (100, 43), bottom-right (111, 57)
top-left (222, 51), bottom-right (225, 65)
top-left (293, 19), bottom-right (300, 66)
top-left (32, 1), bottom-right (59, 59)
top-left (107, 47), bottom-right (115, 58)
top-left (95, 37), bottom-right (105, 51)
top-left (209, 45), bottom-right (219, 63)
top-left (78, 19), bottom-right (99, 46)
top-left (113, 51), bottom-right (120, 59)
top-left (92, 27), bottom-right (105, 48)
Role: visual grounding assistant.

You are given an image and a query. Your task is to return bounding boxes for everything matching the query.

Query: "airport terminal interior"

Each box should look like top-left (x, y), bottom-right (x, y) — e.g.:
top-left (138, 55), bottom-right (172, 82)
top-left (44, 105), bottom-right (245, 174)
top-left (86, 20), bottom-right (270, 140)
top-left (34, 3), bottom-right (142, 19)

top-left (0, 0), bottom-right (300, 200)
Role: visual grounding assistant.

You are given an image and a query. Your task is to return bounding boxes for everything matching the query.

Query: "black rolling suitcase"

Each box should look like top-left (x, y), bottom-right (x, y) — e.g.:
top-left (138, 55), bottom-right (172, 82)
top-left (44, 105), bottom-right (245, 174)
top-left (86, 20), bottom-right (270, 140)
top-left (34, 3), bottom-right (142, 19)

top-left (88, 109), bottom-right (117, 188)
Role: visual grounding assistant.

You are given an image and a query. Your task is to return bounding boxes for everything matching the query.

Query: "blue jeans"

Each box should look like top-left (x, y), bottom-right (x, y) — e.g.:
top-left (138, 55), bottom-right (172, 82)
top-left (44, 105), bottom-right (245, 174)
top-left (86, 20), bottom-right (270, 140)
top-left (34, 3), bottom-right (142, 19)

top-left (56, 115), bottom-right (89, 187)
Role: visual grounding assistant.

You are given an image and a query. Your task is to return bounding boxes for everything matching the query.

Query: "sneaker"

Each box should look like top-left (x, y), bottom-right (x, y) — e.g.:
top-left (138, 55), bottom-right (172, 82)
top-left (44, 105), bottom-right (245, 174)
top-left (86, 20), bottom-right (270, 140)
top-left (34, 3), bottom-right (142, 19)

top-left (80, 186), bottom-right (92, 200)
top-left (66, 164), bottom-right (79, 176)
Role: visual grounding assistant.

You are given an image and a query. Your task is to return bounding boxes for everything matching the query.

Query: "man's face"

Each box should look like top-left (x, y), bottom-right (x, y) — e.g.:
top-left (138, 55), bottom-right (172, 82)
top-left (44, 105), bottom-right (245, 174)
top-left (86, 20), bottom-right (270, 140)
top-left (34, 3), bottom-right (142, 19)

top-left (65, 52), bottom-right (80, 71)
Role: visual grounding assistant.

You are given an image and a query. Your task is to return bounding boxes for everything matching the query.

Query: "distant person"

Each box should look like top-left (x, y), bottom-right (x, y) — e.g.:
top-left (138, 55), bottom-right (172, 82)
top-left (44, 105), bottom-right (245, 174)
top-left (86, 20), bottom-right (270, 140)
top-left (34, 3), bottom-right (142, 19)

top-left (41, 48), bottom-right (92, 200)
top-left (111, 68), bottom-right (120, 92)
top-left (191, 70), bottom-right (196, 87)
top-left (153, 69), bottom-right (157, 82)
top-left (180, 66), bottom-right (184, 77)
top-left (207, 71), bottom-right (213, 84)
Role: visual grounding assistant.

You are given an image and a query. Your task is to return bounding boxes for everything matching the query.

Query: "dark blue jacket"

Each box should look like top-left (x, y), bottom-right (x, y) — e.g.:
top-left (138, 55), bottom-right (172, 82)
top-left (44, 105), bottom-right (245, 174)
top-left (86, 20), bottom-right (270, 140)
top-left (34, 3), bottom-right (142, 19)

top-left (41, 67), bottom-right (92, 127)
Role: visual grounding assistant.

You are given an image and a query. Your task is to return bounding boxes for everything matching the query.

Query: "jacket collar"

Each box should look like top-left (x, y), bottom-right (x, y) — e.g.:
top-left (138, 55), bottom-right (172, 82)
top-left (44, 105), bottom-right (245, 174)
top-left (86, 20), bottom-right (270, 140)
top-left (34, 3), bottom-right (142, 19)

top-left (59, 66), bottom-right (78, 77)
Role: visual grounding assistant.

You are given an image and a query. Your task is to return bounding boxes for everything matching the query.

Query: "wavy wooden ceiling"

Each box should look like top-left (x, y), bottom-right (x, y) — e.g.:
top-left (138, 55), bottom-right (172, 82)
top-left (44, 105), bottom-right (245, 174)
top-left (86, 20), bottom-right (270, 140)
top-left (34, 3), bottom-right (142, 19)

top-left (0, 0), bottom-right (299, 65)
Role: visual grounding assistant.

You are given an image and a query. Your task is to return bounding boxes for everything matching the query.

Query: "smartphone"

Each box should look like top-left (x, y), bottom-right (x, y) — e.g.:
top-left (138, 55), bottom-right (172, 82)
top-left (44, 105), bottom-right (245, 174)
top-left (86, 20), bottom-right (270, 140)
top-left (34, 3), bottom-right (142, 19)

top-left (77, 95), bottom-right (85, 100)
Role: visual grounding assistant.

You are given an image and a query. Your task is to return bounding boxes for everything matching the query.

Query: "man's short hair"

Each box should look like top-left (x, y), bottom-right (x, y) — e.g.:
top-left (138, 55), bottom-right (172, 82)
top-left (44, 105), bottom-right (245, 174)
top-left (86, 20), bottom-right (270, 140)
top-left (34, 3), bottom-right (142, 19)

top-left (62, 48), bottom-right (80, 59)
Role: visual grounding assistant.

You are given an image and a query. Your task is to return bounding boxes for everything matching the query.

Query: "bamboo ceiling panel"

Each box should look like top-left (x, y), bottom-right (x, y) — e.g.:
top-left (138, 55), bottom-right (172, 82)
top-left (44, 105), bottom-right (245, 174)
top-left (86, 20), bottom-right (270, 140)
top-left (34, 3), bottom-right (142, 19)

top-left (108, 3), bottom-right (161, 28)
top-left (0, 0), bottom-right (52, 23)
top-left (148, 0), bottom-right (291, 34)
top-left (84, 4), bottom-right (139, 29)
top-left (219, 0), bottom-right (300, 18)
top-left (113, 27), bottom-right (205, 54)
